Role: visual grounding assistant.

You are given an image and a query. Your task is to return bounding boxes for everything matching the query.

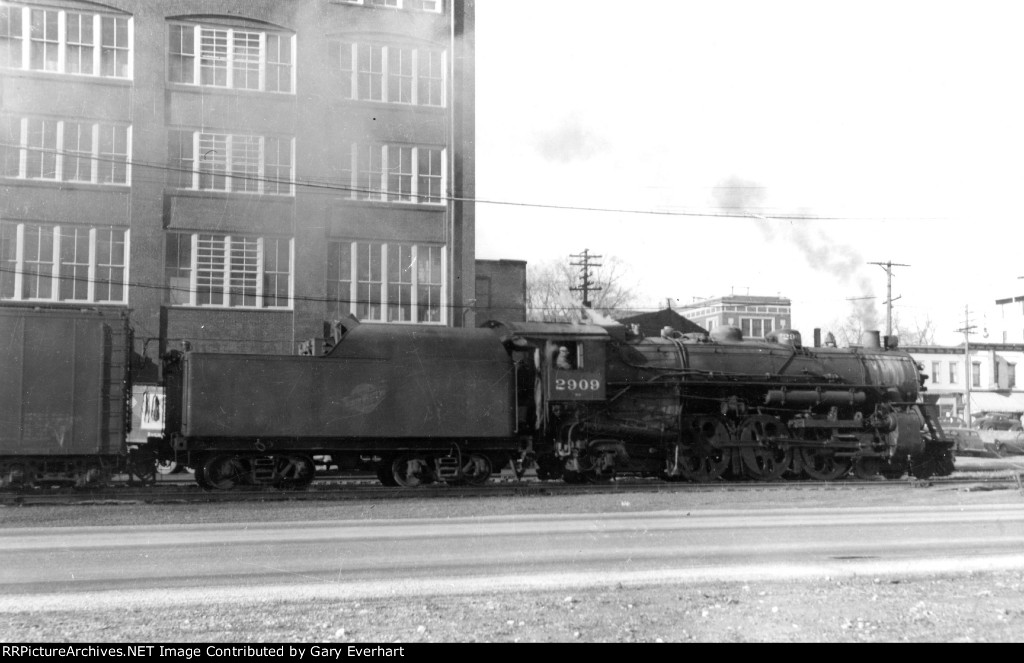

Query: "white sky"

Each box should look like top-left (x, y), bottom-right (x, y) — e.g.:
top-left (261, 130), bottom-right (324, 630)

top-left (473, 0), bottom-right (1024, 344)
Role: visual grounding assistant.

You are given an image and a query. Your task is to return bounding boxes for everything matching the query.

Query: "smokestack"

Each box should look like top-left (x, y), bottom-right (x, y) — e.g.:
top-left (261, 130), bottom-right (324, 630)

top-left (813, 328), bottom-right (821, 348)
top-left (861, 330), bottom-right (881, 349)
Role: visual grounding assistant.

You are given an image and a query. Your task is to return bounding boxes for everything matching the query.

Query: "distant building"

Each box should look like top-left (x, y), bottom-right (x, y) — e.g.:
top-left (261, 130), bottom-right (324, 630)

top-left (676, 295), bottom-right (792, 339)
top-left (617, 308), bottom-right (705, 338)
top-left (905, 343), bottom-right (1024, 422)
top-left (474, 259), bottom-right (527, 324)
top-left (1, 0), bottom-right (476, 376)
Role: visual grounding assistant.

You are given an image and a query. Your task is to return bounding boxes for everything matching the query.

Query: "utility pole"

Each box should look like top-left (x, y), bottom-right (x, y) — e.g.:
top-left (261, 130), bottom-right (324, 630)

top-left (569, 249), bottom-right (602, 308)
top-left (956, 305), bottom-right (977, 427)
top-left (869, 261), bottom-right (910, 337)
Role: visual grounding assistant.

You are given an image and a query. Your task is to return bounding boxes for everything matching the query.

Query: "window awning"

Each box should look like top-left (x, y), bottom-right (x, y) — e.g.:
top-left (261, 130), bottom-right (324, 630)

top-left (969, 392), bottom-right (1024, 415)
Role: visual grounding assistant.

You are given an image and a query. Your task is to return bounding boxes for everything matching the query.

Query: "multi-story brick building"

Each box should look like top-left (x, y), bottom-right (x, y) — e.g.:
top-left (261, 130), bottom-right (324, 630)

top-left (474, 259), bottom-right (526, 324)
top-left (676, 294), bottom-right (792, 340)
top-left (1, 0), bottom-right (475, 381)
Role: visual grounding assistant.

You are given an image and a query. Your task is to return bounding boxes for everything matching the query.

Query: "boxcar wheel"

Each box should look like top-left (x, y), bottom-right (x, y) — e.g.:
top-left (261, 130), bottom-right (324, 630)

top-left (128, 449), bottom-right (157, 486)
top-left (1, 462), bottom-right (32, 489)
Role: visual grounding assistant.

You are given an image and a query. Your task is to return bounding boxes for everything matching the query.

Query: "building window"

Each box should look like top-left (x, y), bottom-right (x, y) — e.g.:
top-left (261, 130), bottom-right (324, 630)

top-left (931, 361), bottom-right (941, 384)
top-left (327, 241), bottom-right (445, 324)
top-left (740, 317), bottom-right (773, 338)
top-left (341, 143), bottom-right (444, 203)
top-left (994, 360), bottom-right (1000, 387)
top-left (948, 362), bottom-right (959, 384)
top-left (165, 232), bottom-right (292, 309)
top-left (1, 116), bottom-right (130, 185)
top-left (169, 130), bottom-right (293, 195)
top-left (1009, 364), bottom-right (1016, 389)
top-left (331, 41), bottom-right (446, 106)
top-left (971, 362), bottom-right (981, 388)
top-left (168, 22), bottom-right (295, 93)
top-left (0, 4), bottom-right (131, 78)
top-left (0, 222), bottom-right (127, 303)
top-left (339, 0), bottom-right (442, 12)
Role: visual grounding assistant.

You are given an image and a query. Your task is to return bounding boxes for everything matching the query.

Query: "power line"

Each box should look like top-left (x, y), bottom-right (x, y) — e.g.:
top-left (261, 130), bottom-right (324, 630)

top-left (0, 140), bottom-right (948, 221)
top-left (0, 264), bottom-right (689, 316)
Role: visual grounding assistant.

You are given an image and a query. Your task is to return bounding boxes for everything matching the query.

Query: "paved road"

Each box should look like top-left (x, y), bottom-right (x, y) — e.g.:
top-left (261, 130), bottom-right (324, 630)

top-left (3, 503), bottom-right (1024, 612)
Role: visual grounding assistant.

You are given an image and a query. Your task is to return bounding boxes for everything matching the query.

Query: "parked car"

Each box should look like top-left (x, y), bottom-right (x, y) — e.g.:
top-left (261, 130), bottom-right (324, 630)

top-left (992, 436), bottom-right (1024, 457)
top-left (974, 413), bottom-right (1023, 431)
top-left (945, 427), bottom-right (1000, 457)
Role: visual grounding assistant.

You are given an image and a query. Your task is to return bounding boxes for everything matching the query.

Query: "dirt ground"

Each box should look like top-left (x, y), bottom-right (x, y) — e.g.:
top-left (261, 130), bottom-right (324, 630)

top-left (3, 466), bottom-right (1024, 643)
top-left (5, 569), bottom-right (1024, 642)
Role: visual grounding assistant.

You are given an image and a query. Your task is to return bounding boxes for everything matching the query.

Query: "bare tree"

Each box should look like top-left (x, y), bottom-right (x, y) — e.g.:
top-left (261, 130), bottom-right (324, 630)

top-left (527, 256), bottom-right (639, 322)
top-left (891, 312), bottom-right (938, 345)
top-left (827, 306), bottom-right (937, 347)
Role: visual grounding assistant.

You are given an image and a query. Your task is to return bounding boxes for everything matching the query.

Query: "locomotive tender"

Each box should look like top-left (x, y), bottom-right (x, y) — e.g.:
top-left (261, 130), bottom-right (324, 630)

top-left (0, 304), bottom-right (954, 490)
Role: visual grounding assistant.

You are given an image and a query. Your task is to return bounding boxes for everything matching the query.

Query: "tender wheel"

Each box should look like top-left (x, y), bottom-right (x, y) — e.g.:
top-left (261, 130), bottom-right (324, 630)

top-left (391, 455), bottom-right (434, 487)
top-left (737, 416), bottom-right (792, 481)
top-left (799, 448), bottom-right (852, 481)
top-left (460, 454), bottom-right (493, 486)
top-left (277, 454), bottom-right (316, 489)
top-left (377, 463), bottom-right (399, 487)
top-left (200, 455), bottom-right (248, 490)
top-left (155, 459), bottom-right (180, 475)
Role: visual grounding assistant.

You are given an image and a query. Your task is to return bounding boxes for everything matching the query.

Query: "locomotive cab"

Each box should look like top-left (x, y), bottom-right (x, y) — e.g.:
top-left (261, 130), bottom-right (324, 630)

top-left (544, 337), bottom-right (608, 402)
top-left (485, 321), bottom-right (618, 481)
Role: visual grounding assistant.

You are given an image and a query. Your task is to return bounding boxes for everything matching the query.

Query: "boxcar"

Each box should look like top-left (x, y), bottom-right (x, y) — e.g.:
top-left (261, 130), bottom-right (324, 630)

top-left (0, 305), bottom-right (132, 487)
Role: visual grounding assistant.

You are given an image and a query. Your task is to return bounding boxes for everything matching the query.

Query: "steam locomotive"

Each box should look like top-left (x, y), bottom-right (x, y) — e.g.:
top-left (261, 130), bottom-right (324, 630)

top-left (501, 321), bottom-right (952, 484)
top-left (0, 305), bottom-right (953, 489)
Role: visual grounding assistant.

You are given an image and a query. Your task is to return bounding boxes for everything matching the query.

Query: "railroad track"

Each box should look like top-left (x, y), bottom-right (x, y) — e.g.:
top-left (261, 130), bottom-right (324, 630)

top-left (2, 470), bottom-right (1021, 507)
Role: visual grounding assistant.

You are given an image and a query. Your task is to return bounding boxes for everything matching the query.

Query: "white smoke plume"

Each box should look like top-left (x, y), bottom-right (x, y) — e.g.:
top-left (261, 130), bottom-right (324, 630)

top-left (712, 176), bottom-right (881, 333)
